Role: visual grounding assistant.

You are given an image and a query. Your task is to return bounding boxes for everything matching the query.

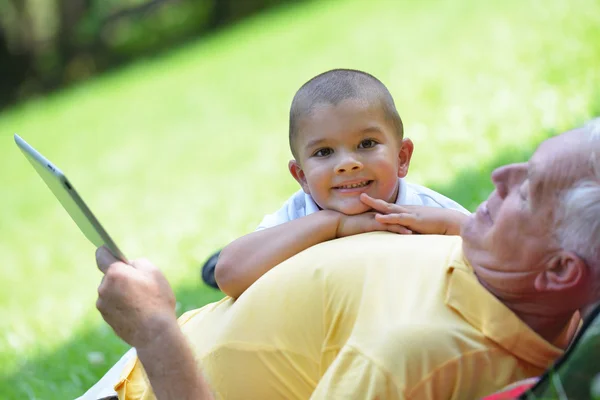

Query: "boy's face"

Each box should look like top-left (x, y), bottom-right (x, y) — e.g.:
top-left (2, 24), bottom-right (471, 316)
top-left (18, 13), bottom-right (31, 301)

top-left (289, 98), bottom-right (413, 215)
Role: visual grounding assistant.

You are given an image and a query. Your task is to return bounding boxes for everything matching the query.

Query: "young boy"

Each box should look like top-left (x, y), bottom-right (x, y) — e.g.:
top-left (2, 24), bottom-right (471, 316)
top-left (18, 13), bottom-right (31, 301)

top-left (213, 69), bottom-right (469, 298)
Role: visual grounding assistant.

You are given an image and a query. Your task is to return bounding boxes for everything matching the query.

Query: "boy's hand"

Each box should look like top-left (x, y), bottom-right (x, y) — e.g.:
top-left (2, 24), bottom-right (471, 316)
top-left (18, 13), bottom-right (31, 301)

top-left (360, 193), bottom-right (465, 235)
top-left (336, 211), bottom-right (413, 238)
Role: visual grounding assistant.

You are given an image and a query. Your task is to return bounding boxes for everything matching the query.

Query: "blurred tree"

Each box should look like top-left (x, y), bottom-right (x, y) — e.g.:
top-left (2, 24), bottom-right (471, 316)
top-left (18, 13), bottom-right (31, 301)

top-left (0, 0), bottom-right (303, 109)
top-left (57, 0), bottom-right (91, 78)
top-left (0, 0), bottom-right (34, 103)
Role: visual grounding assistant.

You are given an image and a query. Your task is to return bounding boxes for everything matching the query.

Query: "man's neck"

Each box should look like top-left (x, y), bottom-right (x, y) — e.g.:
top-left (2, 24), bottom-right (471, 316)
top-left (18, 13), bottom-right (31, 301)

top-left (504, 305), bottom-right (575, 345)
top-left (474, 272), bottom-right (576, 345)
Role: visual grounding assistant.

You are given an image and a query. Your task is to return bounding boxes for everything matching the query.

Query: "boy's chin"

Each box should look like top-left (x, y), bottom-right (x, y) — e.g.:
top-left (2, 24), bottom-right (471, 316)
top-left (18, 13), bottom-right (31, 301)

top-left (333, 202), bottom-right (372, 216)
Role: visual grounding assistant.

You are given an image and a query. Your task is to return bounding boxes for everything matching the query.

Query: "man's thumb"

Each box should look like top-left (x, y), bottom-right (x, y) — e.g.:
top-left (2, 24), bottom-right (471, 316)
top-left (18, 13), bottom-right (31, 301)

top-left (96, 246), bottom-right (119, 274)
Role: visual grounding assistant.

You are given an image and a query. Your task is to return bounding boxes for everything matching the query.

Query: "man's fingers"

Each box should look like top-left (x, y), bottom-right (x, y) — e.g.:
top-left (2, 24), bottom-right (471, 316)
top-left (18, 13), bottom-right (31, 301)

top-left (97, 247), bottom-right (159, 275)
top-left (96, 246), bottom-right (120, 274)
top-left (130, 258), bottom-right (158, 273)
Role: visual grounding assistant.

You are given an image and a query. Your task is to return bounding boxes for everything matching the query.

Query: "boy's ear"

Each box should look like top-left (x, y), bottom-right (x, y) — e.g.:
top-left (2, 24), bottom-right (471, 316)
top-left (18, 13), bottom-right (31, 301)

top-left (534, 251), bottom-right (588, 293)
top-left (397, 138), bottom-right (414, 178)
top-left (289, 160), bottom-right (310, 194)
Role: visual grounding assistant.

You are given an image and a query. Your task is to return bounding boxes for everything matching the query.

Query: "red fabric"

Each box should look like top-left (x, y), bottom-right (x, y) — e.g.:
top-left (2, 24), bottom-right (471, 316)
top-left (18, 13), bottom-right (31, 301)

top-left (481, 382), bottom-right (536, 399)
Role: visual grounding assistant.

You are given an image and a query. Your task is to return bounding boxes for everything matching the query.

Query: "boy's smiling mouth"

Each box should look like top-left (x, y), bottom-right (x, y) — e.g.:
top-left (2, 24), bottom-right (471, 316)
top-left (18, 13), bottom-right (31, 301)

top-left (333, 180), bottom-right (373, 190)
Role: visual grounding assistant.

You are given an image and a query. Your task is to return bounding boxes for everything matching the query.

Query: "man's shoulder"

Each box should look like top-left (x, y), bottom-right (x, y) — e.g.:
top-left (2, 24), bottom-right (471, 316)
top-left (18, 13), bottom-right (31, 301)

top-left (279, 234), bottom-right (463, 305)
top-left (309, 234), bottom-right (464, 291)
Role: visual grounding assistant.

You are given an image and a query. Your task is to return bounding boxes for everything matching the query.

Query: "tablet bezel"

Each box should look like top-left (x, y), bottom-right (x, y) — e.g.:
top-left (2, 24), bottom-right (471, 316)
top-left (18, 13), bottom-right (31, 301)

top-left (14, 134), bottom-right (128, 263)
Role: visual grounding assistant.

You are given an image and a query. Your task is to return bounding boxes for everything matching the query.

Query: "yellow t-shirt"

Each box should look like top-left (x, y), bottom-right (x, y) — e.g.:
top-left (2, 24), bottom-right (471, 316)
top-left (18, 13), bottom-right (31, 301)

top-left (116, 233), bottom-right (573, 399)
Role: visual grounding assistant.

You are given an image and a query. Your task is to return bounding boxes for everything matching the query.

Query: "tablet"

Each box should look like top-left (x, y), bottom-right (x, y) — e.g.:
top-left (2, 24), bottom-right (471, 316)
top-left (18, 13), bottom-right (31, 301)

top-left (14, 134), bottom-right (128, 263)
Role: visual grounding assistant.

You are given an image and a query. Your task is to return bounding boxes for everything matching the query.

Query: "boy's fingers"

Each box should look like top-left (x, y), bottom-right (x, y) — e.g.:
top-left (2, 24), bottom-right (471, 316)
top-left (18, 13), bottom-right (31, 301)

top-left (360, 194), bottom-right (392, 212)
top-left (360, 193), bottom-right (382, 208)
top-left (361, 193), bottom-right (410, 215)
top-left (387, 224), bottom-right (412, 235)
top-left (375, 213), bottom-right (416, 225)
top-left (360, 193), bottom-right (375, 203)
top-left (370, 217), bottom-right (412, 234)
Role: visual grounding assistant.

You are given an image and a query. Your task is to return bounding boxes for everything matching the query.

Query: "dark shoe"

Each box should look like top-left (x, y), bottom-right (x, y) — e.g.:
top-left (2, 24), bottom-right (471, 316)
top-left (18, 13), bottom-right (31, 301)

top-left (201, 249), bottom-right (221, 289)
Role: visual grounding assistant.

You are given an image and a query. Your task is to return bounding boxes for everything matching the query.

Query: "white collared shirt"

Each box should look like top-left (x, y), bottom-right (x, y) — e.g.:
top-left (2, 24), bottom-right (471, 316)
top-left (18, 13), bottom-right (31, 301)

top-left (256, 178), bottom-right (469, 230)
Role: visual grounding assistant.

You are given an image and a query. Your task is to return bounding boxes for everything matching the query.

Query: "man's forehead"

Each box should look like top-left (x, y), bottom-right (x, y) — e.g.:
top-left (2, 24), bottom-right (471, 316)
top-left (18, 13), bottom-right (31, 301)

top-left (528, 128), bottom-right (593, 197)
top-left (533, 128), bottom-right (588, 165)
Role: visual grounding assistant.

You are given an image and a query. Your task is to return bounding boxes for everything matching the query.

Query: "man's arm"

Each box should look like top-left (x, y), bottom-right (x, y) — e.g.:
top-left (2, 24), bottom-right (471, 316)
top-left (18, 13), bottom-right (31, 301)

top-left (95, 247), bottom-right (213, 400)
top-left (215, 210), bottom-right (412, 299)
top-left (135, 317), bottom-right (213, 400)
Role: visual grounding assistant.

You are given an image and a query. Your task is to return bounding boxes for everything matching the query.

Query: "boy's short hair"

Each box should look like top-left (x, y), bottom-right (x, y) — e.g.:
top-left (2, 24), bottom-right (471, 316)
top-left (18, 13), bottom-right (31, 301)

top-left (289, 69), bottom-right (404, 159)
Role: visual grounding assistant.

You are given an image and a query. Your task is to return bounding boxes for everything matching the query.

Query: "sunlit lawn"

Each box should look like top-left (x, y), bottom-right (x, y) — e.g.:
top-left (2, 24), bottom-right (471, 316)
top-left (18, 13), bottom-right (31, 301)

top-left (0, 0), bottom-right (599, 398)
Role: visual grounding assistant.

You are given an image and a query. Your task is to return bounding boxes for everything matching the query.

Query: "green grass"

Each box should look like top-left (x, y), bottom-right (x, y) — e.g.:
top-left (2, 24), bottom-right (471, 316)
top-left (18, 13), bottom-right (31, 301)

top-left (0, 0), bottom-right (599, 398)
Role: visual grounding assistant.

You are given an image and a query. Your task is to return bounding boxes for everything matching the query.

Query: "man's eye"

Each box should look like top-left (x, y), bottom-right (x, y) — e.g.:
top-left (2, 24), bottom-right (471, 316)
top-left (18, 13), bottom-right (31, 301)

top-left (314, 148), bottom-right (333, 157)
top-left (519, 184), bottom-right (529, 204)
top-left (358, 139), bottom-right (378, 149)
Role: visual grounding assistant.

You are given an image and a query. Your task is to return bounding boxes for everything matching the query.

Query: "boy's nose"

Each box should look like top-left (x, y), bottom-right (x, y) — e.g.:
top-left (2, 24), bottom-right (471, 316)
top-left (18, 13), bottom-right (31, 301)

top-left (335, 155), bottom-right (363, 174)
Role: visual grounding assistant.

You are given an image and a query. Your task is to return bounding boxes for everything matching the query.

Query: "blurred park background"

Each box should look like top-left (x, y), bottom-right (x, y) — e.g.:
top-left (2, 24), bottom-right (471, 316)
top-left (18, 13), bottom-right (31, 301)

top-left (0, 0), bottom-right (599, 398)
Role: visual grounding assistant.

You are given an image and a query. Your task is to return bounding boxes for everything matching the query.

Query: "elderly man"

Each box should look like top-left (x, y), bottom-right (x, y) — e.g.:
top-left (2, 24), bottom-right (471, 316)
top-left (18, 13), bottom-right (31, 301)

top-left (95, 119), bottom-right (600, 399)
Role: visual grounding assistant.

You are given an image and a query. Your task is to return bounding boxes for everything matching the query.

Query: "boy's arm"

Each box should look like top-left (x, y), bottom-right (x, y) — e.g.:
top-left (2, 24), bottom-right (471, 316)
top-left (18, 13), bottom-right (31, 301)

top-left (216, 210), bottom-right (341, 299)
top-left (216, 210), bottom-right (412, 299)
top-left (360, 193), bottom-right (469, 235)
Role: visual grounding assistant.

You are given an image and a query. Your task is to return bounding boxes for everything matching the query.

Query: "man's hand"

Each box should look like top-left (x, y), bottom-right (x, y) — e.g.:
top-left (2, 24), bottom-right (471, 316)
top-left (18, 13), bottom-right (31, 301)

top-left (360, 193), bottom-right (467, 235)
top-left (95, 247), bottom-right (215, 399)
top-left (95, 246), bottom-right (177, 349)
top-left (336, 211), bottom-right (413, 237)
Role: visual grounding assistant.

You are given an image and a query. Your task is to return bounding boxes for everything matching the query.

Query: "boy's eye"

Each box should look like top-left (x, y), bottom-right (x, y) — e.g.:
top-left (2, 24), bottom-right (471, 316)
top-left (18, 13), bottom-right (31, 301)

top-left (358, 139), bottom-right (378, 149)
top-left (313, 148), bottom-right (333, 157)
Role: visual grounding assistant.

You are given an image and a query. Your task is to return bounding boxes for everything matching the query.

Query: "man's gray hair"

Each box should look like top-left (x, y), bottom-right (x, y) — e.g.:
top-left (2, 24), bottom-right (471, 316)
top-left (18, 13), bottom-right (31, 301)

top-left (556, 118), bottom-right (600, 283)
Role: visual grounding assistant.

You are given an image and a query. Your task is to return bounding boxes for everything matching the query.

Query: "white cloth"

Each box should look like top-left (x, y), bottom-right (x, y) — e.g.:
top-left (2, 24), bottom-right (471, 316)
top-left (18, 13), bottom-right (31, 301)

top-left (75, 348), bottom-right (136, 399)
top-left (256, 178), bottom-right (468, 230)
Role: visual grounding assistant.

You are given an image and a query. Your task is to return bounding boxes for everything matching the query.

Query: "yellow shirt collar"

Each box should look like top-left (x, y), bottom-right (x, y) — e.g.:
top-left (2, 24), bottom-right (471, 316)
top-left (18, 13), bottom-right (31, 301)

top-left (444, 246), bottom-right (567, 369)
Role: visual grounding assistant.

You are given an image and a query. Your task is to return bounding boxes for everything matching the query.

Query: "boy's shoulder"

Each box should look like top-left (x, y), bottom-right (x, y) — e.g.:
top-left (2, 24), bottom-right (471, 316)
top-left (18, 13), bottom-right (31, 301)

top-left (255, 189), bottom-right (319, 230)
top-left (400, 180), bottom-right (468, 213)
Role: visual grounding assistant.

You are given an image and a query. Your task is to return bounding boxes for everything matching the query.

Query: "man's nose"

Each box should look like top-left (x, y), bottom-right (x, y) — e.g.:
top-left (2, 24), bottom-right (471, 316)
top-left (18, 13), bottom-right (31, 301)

top-left (335, 153), bottom-right (363, 174)
top-left (491, 166), bottom-right (509, 198)
top-left (491, 163), bottom-right (526, 198)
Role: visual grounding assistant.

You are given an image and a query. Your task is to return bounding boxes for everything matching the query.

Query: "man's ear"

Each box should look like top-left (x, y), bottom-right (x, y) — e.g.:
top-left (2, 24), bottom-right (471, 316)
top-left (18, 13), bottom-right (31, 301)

top-left (534, 252), bottom-right (588, 292)
top-left (289, 160), bottom-right (310, 194)
top-left (397, 138), bottom-right (414, 178)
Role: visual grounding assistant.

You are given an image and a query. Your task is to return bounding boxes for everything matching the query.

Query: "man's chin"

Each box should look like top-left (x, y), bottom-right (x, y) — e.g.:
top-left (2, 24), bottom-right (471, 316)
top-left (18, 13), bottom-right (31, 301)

top-left (460, 216), bottom-right (486, 248)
